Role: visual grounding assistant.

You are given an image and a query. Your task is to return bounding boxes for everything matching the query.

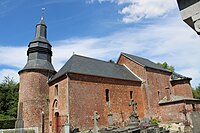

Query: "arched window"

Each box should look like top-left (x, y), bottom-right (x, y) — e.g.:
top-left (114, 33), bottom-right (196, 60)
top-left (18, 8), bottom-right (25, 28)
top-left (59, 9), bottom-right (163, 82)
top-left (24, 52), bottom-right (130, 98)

top-left (55, 85), bottom-right (58, 96)
top-left (130, 91), bottom-right (133, 99)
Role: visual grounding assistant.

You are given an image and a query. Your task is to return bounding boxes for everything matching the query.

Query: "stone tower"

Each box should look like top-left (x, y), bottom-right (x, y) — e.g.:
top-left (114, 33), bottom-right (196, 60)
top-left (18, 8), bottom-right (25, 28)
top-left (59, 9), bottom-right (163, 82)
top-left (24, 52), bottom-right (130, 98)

top-left (18, 16), bottom-right (55, 133)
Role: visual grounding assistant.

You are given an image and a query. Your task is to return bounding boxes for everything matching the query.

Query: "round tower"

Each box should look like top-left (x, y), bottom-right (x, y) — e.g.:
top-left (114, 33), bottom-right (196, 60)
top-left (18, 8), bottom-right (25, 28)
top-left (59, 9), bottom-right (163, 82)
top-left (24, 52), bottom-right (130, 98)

top-left (18, 16), bottom-right (56, 133)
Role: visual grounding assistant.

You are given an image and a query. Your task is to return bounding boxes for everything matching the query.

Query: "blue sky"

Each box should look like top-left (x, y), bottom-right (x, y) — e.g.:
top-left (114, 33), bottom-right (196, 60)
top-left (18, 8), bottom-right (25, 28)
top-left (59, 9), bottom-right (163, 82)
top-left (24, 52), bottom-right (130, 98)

top-left (0, 0), bottom-right (200, 87)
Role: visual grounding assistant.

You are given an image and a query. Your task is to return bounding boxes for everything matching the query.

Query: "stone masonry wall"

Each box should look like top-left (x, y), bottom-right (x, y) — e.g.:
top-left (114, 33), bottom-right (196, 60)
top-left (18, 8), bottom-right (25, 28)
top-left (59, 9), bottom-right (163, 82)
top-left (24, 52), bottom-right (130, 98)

top-left (19, 70), bottom-right (51, 133)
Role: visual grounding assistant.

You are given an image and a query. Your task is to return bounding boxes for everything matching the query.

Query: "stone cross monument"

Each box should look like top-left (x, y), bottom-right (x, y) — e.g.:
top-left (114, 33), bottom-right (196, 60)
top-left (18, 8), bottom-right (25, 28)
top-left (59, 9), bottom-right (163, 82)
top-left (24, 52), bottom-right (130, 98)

top-left (180, 105), bottom-right (192, 133)
top-left (128, 99), bottom-right (140, 127)
top-left (92, 111), bottom-right (100, 133)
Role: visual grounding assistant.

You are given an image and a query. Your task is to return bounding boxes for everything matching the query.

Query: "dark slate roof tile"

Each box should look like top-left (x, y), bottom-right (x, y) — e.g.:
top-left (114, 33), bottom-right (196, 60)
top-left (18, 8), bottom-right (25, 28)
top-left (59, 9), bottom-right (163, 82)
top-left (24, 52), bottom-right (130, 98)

top-left (121, 53), bottom-right (171, 72)
top-left (50, 54), bottom-right (141, 82)
top-left (171, 72), bottom-right (192, 81)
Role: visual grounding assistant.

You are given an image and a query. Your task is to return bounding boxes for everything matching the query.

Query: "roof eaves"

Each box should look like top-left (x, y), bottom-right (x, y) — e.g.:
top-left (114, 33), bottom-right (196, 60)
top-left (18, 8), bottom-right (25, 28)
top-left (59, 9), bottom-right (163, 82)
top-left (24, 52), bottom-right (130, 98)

top-left (159, 98), bottom-right (200, 105)
top-left (170, 72), bottom-right (192, 81)
top-left (66, 71), bottom-right (141, 82)
top-left (144, 66), bottom-right (172, 73)
top-left (170, 78), bottom-right (192, 82)
top-left (48, 73), bottom-right (67, 84)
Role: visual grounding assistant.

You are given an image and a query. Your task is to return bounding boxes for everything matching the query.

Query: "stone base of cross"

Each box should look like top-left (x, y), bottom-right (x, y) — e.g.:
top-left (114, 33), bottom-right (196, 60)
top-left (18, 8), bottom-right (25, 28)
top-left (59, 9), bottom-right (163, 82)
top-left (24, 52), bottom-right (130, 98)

top-left (128, 99), bottom-right (140, 128)
top-left (92, 111), bottom-right (100, 133)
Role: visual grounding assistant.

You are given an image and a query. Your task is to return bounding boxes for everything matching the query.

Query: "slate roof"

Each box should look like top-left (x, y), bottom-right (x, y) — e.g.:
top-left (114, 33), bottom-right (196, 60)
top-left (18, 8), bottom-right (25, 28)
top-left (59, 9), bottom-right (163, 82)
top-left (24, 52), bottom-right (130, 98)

top-left (49, 54), bottom-right (141, 83)
top-left (121, 53), bottom-right (171, 72)
top-left (171, 72), bottom-right (192, 81)
top-left (19, 18), bottom-right (55, 73)
top-left (21, 59), bottom-right (55, 72)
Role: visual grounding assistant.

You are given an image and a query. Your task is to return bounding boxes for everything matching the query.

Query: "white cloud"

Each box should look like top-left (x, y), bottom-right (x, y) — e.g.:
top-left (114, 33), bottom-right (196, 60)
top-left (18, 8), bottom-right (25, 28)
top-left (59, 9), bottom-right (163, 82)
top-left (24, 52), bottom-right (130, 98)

top-left (52, 16), bottom-right (200, 87)
top-left (0, 15), bottom-right (200, 87)
top-left (0, 46), bottom-right (27, 68)
top-left (88, 0), bottom-right (177, 23)
top-left (0, 69), bottom-right (19, 83)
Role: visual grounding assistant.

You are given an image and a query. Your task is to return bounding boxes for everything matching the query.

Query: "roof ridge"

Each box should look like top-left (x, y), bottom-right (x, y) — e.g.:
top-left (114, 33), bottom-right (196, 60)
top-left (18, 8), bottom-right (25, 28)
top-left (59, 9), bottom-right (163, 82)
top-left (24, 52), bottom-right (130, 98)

top-left (73, 54), bottom-right (120, 66)
top-left (121, 52), bottom-right (145, 67)
top-left (122, 52), bottom-right (155, 63)
top-left (121, 52), bottom-right (171, 73)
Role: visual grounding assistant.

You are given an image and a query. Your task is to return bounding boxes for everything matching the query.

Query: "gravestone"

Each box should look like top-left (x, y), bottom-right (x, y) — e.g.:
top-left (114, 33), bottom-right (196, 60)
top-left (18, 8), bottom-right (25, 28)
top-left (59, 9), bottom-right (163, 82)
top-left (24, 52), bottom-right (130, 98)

top-left (92, 111), bottom-right (100, 133)
top-left (128, 99), bottom-right (140, 128)
top-left (140, 129), bottom-right (147, 133)
top-left (154, 128), bottom-right (160, 133)
top-left (107, 102), bottom-right (114, 128)
top-left (15, 102), bottom-right (24, 133)
top-left (108, 113), bottom-right (114, 128)
top-left (180, 106), bottom-right (192, 133)
top-left (190, 111), bottom-right (200, 133)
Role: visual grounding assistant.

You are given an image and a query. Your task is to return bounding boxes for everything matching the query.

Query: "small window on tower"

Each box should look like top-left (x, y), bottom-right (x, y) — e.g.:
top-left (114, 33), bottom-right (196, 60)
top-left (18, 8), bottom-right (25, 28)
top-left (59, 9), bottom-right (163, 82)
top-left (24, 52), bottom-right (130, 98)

top-left (130, 91), bottom-right (133, 99)
top-left (105, 89), bottom-right (109, 102)
top-left (55, 85), bottom-right (58, 96)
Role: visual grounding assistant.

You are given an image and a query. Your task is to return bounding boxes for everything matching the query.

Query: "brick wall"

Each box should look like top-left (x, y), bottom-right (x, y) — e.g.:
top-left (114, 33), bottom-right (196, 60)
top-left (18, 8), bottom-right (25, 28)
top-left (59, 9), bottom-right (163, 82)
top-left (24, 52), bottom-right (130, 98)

top-left (171, 79), bottom-right (193, 98)
top-left (49, 76), bottom-right (68, 133)
top-left (159, 103), bottom-right (193, 122)
top-left (145, 68), bottom-right (171, 117)
top-left (117, 54), bottom-right (149, 117)
top-left (19, 70), bottom-right (52, 133)
top-left (49, 73), bottom-right (143, 132)
top-left (117, 54), bottom-right (146, 80)
top-left (117, 54), bottom-right (173, 118)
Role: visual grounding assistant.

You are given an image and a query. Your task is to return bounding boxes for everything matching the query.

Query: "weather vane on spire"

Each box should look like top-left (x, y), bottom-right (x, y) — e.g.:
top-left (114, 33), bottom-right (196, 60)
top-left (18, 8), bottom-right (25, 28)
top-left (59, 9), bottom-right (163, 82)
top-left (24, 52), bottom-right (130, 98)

top-left (41, 8), bottom-right (45, 20)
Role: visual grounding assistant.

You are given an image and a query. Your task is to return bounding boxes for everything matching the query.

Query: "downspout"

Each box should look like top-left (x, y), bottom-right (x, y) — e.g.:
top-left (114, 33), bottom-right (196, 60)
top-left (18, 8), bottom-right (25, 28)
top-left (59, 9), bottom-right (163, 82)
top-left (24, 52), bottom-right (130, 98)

top-left (65, 73), bottom-right (70, 133)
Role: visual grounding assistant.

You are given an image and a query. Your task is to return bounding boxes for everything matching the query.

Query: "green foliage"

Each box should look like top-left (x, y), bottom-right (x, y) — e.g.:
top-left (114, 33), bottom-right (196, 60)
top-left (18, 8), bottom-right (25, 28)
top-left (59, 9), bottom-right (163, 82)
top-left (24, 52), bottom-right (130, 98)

top-left (0, 76), bottom-right (19, 121)
top-left (150, 118), bottom-right (159, 125)
top-left (109, 60), bottom-right (115, 63)
top-left (193, 84), bottom-right (200, 99)
top-left (157, 62), bottom-right (175, 72)
top-left (0, 119), bottom-right (16, 129)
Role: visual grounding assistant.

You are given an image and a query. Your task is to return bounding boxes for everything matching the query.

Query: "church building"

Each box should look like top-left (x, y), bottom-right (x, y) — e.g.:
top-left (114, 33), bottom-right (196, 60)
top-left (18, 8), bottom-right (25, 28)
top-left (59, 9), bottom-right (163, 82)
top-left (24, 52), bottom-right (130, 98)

top-left (17, 17), bottom-right (200, 133)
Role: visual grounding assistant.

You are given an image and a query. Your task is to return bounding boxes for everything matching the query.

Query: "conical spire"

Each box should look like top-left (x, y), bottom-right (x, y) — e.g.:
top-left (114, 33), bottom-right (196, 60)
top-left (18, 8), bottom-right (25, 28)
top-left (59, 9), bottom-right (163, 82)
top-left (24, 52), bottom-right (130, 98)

top-left (35, 8), bottom-right (47, 39)
top-left (19, 12), bottom-right (55, 73)
top-left (35, 19), bottom-right (47, 38)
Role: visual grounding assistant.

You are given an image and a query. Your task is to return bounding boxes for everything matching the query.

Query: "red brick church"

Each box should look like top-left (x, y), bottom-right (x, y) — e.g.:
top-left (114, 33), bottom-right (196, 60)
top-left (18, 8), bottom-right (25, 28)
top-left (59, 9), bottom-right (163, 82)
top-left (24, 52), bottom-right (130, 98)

top-left (17, 17), bottom-right (200, 133)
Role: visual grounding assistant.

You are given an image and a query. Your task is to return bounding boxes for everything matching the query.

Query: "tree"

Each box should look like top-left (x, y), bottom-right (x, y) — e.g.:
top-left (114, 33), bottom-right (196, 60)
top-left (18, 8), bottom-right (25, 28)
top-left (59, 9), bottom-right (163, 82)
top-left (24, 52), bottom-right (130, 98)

top-left (157, 62), bottom-right (175, 72)
top-left (193, 84), bottom-right (200, 99)
top-left (0, 76), bottom-right (19, 120)
top-left (109, 60), bottom-right (115, 63)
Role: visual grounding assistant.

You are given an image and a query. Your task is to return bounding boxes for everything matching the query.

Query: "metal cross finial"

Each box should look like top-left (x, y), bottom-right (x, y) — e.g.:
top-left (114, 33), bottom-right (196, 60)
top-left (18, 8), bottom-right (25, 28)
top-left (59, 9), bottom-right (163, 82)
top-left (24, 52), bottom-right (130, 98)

top-left (41, 8), bottom-right (45, 20)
